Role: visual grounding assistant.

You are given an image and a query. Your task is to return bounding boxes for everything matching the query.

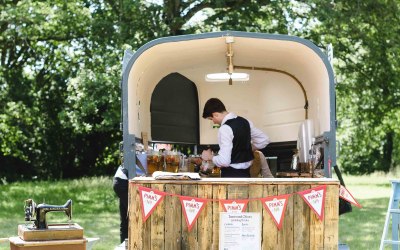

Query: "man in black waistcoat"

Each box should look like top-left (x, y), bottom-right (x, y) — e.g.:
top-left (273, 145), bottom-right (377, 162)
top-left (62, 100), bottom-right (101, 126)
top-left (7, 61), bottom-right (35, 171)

top-left (201, 98), bottom-right (270, 177)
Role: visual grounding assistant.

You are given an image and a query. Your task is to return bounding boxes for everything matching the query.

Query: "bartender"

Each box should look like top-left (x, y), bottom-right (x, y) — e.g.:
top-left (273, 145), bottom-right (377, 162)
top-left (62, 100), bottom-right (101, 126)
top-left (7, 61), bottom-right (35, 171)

top-left (201, 98), bottom-right (270, 177)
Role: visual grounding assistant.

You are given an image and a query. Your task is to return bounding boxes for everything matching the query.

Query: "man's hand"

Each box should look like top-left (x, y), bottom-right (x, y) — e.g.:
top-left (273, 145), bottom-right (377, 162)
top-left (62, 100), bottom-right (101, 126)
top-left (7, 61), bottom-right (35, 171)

top-left (201, 149), bottom-right (213, 161)
top-left (191, 157), bottom-right (202, 165)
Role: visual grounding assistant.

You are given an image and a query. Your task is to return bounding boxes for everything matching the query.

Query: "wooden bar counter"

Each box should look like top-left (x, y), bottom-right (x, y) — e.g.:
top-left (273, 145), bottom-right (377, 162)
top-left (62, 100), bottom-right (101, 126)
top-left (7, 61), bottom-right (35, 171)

top-left (128, 177), bottom-right (339, 250)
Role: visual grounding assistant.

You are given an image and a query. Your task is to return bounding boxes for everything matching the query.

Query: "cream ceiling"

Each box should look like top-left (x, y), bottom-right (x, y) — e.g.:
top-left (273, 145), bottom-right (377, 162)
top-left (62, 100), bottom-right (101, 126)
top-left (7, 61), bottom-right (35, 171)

top-left (127, 35), bottom-right (331, 144)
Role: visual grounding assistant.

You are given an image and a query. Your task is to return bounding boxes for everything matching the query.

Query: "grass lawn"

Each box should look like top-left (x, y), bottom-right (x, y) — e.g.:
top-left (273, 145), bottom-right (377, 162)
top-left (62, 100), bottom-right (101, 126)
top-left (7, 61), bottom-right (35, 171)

top-left (337, 173), bottom-right (398, 249)
top-left (0, 173), bottom-right (398, 249)
top-left (0, 177), bottom-right (120, 250)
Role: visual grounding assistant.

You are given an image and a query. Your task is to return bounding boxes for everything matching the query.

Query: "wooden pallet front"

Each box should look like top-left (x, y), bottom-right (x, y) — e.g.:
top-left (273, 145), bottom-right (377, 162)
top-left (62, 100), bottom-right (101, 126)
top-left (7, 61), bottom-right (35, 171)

top-left (18, 223), bottom-right (83, 241)
top-left (9, 237), bottom-right (86, 250)
top-left (128, 179), bottom-right (339, 250)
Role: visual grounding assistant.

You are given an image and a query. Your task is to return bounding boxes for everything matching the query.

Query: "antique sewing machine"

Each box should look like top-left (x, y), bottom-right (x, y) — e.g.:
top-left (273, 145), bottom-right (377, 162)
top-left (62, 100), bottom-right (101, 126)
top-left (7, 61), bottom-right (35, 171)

top-left (24, 199), bottom-right (72, 229)
top-left (10, 198), bottom-right (87, 249)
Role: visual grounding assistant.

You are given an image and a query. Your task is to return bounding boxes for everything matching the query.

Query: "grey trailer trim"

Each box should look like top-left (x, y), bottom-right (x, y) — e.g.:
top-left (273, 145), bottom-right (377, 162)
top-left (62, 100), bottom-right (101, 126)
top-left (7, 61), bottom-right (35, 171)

top-left (121, 31), bottom-right (336, 178)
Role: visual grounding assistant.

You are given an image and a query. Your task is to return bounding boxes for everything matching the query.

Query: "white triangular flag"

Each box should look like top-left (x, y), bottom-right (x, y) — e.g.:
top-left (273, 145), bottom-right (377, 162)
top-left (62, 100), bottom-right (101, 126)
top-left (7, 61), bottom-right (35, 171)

top-left (180, 196), bottom-right (207, 232)
top-left (298, 185), bottom-right (327, 221)
top-left (339, 185), bottom-right (362, 208)
top-left (220, 199), bottom-right (248, 213)
top-left (260, 194), bottom-right (291, 230)
top-left (138, 186), bottom-right (165, 222)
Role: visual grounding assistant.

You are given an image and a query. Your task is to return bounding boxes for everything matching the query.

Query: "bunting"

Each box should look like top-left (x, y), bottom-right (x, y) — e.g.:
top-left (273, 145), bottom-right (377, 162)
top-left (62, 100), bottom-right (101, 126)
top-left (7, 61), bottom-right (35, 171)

top-left (260, 194), bottom-right (291, 230)
top-left (297, 185), bottom-right (327, 221)
top-left (179, 196), bottom-right (207, 232)
top-left (138, 186), bottom-right (166, 222)
top-left (220, 199), bottom-right (249, 213)
top-left (133, 183), bottom-right (361, 229)
top-left (339, 185), bottom-right (362, 208)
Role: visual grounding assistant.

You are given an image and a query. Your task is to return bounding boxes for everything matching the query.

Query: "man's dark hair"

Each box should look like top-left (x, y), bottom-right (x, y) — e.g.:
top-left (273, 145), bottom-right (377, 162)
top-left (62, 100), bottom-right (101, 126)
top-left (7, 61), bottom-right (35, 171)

top-left (202, 98), bottom-right (226, 118)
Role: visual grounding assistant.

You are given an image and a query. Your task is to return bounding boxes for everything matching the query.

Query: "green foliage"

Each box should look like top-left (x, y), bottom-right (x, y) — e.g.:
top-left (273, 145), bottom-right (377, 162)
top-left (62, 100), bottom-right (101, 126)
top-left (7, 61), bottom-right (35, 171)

top-left (0, 0), bottom-right (95, 180)
top-left (0, 0), bottom-right (297, 180)
top-left (307, 0), bottom-right (400, 173)
top-left (1, 0), bottom-right (399, 179)
top-left (0, 0), bottom-right (128, 179)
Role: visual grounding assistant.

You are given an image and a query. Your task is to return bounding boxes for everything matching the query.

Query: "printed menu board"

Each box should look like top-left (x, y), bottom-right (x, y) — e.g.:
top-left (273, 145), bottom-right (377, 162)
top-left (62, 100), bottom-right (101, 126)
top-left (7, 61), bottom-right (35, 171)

top-left (219, 212), bottom-right (261, 250)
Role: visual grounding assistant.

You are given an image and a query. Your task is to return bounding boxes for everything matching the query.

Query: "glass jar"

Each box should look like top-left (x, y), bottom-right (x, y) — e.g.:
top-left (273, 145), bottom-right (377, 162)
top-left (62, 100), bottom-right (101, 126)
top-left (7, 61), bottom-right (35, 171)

top-left (188, 155), bottom-right (201, 172)
top-left (147, 150), bottom-right (162, 174)
top-left (165, 151), bottom-right (180, 173)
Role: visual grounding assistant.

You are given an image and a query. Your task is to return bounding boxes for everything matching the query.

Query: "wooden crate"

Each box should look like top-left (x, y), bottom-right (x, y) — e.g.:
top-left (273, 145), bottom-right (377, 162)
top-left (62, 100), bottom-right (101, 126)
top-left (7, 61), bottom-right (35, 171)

top-left (128, 178), bottom-right (339, 250)
top-left (18, 223), bottom-right (83, 241)
top-left (9, 237), bottom-right (86, 250)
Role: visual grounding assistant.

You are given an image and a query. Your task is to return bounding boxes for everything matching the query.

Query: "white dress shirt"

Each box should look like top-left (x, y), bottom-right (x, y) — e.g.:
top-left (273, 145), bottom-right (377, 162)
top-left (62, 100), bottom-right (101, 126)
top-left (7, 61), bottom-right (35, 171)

top-left (114, 166), bottom-right (128, 180)
top-left (212, 112), bottom-right (270, 169)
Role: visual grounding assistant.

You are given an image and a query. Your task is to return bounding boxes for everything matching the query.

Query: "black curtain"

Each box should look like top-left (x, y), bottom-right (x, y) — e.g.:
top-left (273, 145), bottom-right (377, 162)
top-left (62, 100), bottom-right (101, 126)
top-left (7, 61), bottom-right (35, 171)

top-left (150, 72), bottom-right (199, 144)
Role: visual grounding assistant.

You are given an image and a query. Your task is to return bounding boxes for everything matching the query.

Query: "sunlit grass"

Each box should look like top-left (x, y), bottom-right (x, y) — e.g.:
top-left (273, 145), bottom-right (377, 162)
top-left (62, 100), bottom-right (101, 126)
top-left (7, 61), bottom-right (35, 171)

top-left (338, 173), bottom-right (399, 249)
top-left (0, 177), bottom-right (119, 250)
top-left (0, 173), bottom-right (398, 249)
top-left (340, 173), bottom-right (394, 199)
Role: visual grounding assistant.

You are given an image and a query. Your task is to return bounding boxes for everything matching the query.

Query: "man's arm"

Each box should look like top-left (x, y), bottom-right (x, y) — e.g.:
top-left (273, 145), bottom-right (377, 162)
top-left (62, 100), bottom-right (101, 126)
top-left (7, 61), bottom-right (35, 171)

top-left (249, 120), bottom-right (270, 150)
top-left (209, 125), bottom-right (233, 167)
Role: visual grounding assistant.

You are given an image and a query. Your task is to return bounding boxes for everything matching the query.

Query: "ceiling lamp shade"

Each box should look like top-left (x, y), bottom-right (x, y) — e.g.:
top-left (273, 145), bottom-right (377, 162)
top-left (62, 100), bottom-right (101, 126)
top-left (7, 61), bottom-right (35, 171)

top-left (205, 72), bottom-right (249, 82)
top-left (205, 36), bottom-right (249, 85)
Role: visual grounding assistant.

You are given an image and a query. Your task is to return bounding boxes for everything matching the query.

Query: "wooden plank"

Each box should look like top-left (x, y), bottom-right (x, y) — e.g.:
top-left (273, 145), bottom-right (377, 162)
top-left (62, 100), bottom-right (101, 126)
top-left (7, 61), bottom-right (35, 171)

top-left (128, 183), bottom-right (142, 249)
top-left (181, 184), bottom-right (198, 250)
top-left (324, 184), bottom-right (339, 249)
top-left (128, 179), bottom-right (339, 250)
top-left (248, 184), bottom-right (263, 250)
top-left (276, 172), bottom-right (313, 178)
top-left (151, 183), bottom-right (165, 250)
top-left (142, 184), bottom-right (152, 250)
top-left (248, 184), bottom-right (263, 212)
top-left (293, 184), bottom-right (310, 250)
top-left (131, 177), bottom-right (339, 185)
top-left (165, 184), bottom-right (181, 250)
top-left (9, 237), bottom-right (86, 250)
top-left (227, 184), bottom-right (248, 200)
top-left (197, 184), bottom-right (213, 249)
top-left (141, 132), bottom-right (149, 150)
top-left (262, 184), bottom-right (278, 250)
top-left (212, 184), bottom-right (226, 250)
top-left (18, 223), bottom-right (83, 241)
top-left (309, 184), bottom-right (324, 250)
top-left (278, 185), bottom-right (294, 250)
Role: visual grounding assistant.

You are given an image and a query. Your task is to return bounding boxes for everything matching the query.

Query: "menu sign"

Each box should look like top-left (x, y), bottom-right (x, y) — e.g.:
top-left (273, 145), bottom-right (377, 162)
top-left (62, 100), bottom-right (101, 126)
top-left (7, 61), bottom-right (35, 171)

top-left (219, 212), bottom-right (261, 250)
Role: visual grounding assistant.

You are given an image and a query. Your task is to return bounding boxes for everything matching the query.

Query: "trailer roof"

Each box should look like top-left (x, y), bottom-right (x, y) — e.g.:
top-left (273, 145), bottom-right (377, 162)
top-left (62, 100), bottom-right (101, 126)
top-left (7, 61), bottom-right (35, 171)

top-left (122, 31), bottom-right (335, 144)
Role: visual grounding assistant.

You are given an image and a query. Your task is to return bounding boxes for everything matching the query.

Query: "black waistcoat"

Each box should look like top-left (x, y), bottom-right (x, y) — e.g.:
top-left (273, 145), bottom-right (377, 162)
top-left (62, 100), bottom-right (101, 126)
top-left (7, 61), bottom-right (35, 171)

top-left (224, 116), bottom-right (254, 164)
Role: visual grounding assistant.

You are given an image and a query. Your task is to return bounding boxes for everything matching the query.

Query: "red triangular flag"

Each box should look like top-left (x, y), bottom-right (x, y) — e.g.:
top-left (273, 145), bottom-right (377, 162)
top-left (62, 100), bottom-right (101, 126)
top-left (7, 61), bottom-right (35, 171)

top-left (297, 185), bottom-right (327, 221)
top-left (138, 186), bottom-right (166, 222)
top-left (179, 196), bottom-right (207, 232)
top-left (260, 194), bottom-right (291, 230)
top-left (339, 185), bottom-right (362, 208)
top-left (220, 199), bottom-right (249, 213)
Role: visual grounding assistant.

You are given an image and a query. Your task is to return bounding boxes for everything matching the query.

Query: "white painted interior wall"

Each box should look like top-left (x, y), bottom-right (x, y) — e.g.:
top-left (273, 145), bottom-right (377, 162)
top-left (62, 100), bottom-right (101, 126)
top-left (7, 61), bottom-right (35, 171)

top-left (127, 36), bottom-right (330, 144)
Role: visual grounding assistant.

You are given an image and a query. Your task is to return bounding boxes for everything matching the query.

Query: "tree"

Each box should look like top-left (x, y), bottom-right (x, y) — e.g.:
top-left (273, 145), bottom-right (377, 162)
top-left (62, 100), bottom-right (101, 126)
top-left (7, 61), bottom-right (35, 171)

top-left (307, 0), bottom-right (400, 173)
top-left (0, 0), bottom-right (295, 180)
top-left (2, 0), bottom-right (398, 180)
top-left (58, 0), bottom-right (297, 177)
top-left (0, 0), bottom-right (92, 179)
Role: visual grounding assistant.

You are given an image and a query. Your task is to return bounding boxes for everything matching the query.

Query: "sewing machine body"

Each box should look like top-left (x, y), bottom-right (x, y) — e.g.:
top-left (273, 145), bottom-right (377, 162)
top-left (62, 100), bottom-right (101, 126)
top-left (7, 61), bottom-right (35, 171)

top-left (24, 199), bottom-right (72, 229)
top-left (12, 199), bottom-right (87, 249)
